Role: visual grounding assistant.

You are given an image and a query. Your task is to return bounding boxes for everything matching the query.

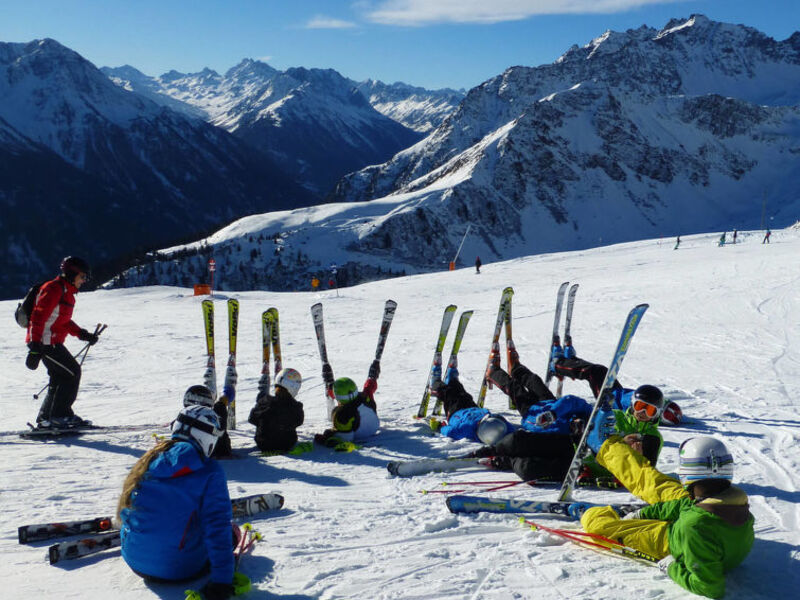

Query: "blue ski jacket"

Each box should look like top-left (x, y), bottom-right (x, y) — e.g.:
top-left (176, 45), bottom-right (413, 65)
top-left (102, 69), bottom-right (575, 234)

top-left (440, 407), bottom-right (491, 442)
top-left (520, 394), bottom-right (592, 435)
top-left (120, 441), bottom-right (234, 584)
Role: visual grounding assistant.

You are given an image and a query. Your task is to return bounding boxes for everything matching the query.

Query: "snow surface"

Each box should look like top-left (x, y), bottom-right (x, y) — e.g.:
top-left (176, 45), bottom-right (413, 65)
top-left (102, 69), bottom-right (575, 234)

top-left (2, 228), bottom-right (799, 599)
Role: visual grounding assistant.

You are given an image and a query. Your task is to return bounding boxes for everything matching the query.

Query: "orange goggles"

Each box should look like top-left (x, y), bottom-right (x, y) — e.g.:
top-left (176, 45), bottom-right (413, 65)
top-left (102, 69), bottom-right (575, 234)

top-left (632, 399), bottom-right (659, 419)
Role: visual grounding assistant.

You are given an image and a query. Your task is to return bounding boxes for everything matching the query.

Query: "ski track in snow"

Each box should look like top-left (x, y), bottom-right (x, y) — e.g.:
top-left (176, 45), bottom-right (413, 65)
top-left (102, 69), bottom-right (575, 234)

top-left (1, 229), bottom-right (799, 598)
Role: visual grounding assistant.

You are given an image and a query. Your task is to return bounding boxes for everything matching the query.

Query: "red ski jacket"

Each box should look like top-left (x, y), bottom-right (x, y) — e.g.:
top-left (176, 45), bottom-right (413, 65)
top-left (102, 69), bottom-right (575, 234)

top-left (26, 276), bottom-right (81, 345)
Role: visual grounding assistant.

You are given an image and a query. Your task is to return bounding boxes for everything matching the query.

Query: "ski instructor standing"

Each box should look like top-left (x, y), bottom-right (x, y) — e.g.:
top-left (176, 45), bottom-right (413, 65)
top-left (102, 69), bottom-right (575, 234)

top-left (25, 256), bottom-right (99, 428)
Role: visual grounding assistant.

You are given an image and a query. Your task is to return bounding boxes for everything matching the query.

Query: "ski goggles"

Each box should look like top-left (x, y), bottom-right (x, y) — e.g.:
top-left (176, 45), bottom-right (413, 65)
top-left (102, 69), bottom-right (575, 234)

top-left (632, 399), bottom-right (660, 420)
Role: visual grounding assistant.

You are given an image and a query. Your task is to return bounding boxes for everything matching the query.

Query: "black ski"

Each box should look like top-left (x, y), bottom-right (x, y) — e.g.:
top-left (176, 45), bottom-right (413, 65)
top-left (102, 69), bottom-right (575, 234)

top-left (310, 302), bottom-right (336, 421)
top-left (556, 283), bottom-right (579, 397)
top-left (544, 282), bottom-right (569, 387)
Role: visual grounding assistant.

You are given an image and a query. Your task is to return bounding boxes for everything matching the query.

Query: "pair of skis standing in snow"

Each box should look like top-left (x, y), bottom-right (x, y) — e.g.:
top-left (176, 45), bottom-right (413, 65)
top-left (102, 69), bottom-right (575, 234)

top-left (403, 283), bottom-right (753, 599)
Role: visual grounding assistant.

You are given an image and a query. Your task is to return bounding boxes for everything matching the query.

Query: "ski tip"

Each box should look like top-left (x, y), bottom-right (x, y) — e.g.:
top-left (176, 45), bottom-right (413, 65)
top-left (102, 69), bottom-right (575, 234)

top-left (47, 544), bottom-right (60, 565)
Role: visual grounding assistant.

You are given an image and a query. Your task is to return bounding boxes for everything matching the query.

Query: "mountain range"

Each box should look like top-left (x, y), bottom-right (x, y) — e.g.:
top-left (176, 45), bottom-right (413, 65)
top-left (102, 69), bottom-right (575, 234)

top-left (109, 15), bottom-right (800, 294)
top-left (102, 62), bottom-right (463, 195)
top-left (0, 39), bottom-right (461, 298)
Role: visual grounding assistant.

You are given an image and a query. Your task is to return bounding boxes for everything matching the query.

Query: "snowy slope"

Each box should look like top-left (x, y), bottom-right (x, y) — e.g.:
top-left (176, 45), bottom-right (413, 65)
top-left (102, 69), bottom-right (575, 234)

top-left (1, 227), bottom-right (799, 599)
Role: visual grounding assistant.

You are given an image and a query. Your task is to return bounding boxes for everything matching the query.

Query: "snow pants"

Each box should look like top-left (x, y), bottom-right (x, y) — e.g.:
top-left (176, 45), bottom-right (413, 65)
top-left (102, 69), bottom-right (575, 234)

top-left (494, 429), bottom-right (574, 482)
top-left (580, 436), bottom-right (689, 559)
top-left (37, 343), bottom-right (81, 420)
top-left (554, 358), bottom-right (623, 399)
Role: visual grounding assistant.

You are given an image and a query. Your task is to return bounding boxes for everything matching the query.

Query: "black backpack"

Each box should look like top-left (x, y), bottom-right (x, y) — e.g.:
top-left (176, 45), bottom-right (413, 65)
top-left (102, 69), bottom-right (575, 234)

top-left (15, 280), bottom-right (65, 328)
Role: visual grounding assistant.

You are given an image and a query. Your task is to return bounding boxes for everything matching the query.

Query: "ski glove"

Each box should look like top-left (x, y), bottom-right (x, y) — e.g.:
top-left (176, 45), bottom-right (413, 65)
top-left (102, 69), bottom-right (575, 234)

top-left (26, 342), bottom-right (43, 370)
top-left (429, 418), bottom-right (443, 433)
top-left (658, 555), bottom-right (675, 575)
top-left (368, 360), bottom-right (380, 380)
top-left (197, 581), bottom-right (234, 600)
top-left (77, 328), bottom-right (99, 345)
top-left (535, 410), bottom-right (556, 428)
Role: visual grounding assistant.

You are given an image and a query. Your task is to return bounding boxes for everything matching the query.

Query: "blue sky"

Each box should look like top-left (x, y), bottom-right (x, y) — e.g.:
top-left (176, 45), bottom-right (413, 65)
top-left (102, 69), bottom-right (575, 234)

top-left (3, 1), bottom-right (799, 90)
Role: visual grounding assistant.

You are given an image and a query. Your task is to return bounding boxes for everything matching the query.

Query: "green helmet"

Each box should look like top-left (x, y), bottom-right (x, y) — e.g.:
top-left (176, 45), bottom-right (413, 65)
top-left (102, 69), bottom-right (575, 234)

top-left (333, 377), bottom-right (358, 403)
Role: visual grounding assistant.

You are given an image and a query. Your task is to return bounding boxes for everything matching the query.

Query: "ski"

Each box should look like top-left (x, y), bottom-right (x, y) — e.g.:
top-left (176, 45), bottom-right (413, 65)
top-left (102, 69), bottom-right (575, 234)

top-left (267, 307), bottom-right (282, 375)
top-left (556, 283), bottom-right (579, 397)
top-left (230, 492), bottom-right (285, 519)
top-left (504, 293), bottom-right (517, 410)
top-left (544, 282), bottom-right (570, 387)
top-left (432, 310), bottom-right (473, 416)
top-left (201, 299), bottom-right (217, 399)
top-left (258, 309), bottom-right (274, 394)
top-left (446, 494), bottom-right (643, 516)
top-left (311, 303), bottom-right (336, 422)
top-left (25, 493), bottom-right (284, 546)
top-left (416, 305), bottom-right (457, 418)
top-left (477, 287), bottom-right (514, 408)
top-left (42, 493), bottom-right (284, 565)
top-left (49, 530), bottom-right (119, 564)
top-left (224, 299), bottom-right (239, 430)
top-left (558, 303), bottom-right (649, 501)
top-left (19, 516), bottom-right (115, 544)
top-left (387, 457), bottom-right (490, 478)
top-left (15, 422), bottom-right (168, 439)
top-left (372, 300), bottom-right (397, 371)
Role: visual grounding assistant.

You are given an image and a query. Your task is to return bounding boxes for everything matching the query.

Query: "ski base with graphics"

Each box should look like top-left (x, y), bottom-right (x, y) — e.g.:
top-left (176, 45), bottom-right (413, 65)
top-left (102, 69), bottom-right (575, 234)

top-left (446, 494), bottom-right (643, 517)
top-left (13, 422), bottom-right (168, 439)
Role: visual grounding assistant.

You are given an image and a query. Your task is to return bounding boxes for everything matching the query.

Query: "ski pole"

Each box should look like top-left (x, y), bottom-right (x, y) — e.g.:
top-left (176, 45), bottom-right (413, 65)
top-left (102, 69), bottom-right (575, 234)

top-left (32, 324), bottom-right (107, 399)
top-left (521, 518), bottom-right (659, 564)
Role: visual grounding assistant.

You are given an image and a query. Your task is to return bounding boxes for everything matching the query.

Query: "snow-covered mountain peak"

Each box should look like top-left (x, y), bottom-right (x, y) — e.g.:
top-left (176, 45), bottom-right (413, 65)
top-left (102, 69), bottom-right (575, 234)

top-left (224, 58), bottom-right (277, 81)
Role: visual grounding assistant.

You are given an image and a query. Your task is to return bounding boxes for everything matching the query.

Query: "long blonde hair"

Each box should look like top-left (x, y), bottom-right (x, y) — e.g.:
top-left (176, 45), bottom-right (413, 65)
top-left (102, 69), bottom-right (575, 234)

top-left (116, 439), bottom-right (178, 520)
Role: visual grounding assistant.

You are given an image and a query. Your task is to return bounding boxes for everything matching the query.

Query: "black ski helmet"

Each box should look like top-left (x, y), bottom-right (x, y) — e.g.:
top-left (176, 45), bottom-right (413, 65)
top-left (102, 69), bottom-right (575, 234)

top-left (183, 384), bottom-right (215, 408)
top-left (632, 384), bottom-right (664, 420)
top-left (60, 256), bottom-right (91, 281)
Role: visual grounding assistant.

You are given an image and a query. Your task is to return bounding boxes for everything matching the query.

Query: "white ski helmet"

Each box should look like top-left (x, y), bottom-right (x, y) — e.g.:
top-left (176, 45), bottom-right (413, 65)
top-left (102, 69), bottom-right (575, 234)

top-left (171, 405), bottom-right (223, 457)
top-left (275, 368), bottom-right (302, 398)
top-left (183, 384), bottom-right (214, 408)
top-left (678, 436), bottom-right (734, 484)
top-left (476, 415), bottom-right (510, 446)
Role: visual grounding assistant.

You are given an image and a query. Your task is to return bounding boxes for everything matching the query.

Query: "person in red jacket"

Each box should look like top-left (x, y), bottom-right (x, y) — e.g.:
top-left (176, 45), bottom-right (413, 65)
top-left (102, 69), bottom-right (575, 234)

top-left (26, 256), bottom-right (99, 428)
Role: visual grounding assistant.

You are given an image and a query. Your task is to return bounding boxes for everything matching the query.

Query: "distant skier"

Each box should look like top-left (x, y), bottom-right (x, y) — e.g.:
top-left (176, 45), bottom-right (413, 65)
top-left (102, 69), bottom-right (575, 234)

top-left (763, 228), bottom-right (771, 244)
top-left (568, 434), bottom-right (754, 599)
top-left (315, 376), bottom-right (380, 447)
top-left (25, 256), bottom-right (100, 428)
top-left (118, 405), bottom-right (240, 599)
top-left (732, 229), bottom-right (738, 244)
top-left (718, 232), bottom-right (726, 247)
top-left (248, 368), bottom-right (304, 453)
top-left (475, 256), bottom-right (482, 274)
top-left (674, 235), bottom-right (681, 250)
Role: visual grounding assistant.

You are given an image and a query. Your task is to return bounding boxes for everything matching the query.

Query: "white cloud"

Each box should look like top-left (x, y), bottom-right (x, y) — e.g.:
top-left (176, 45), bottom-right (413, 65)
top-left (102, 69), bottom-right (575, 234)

top-left (306, 15), bottom-right (358, 29)
top-left (365, 0), bottom-right (686, 26)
